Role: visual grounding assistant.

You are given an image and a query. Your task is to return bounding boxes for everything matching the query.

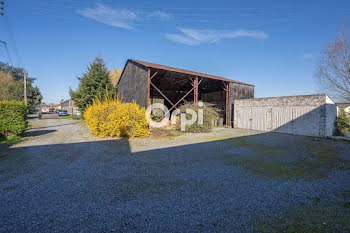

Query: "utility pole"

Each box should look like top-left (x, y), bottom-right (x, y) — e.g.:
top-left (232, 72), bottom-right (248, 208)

top-left (24, 70), bottom-right (27, 105)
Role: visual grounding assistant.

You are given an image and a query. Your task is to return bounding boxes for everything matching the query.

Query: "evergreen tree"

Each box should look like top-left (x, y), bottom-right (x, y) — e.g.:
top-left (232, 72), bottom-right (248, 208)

top-left (70, 57), bottom-right (116, 113)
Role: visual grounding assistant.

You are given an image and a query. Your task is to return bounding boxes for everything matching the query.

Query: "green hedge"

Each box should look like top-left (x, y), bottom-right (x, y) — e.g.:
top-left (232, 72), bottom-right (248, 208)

top-left (0, 101), bottom-right (27, 136)
top-left (336, 109), bottom-right (350, 136)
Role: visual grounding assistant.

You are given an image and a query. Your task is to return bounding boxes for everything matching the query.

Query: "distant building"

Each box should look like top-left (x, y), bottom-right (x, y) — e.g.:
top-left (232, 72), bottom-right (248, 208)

top-left (38, 102), bottom-right (50, 113)
top-left (60, 99), bottom-right (80, 115)
top-left (336, 103), bottom-right (350, 113)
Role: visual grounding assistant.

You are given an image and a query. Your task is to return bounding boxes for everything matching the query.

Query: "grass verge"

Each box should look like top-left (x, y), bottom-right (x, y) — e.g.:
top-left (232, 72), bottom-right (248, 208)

top-left (60, 114), bottom-right (83, 120)
top-left (0, 135), bottom-right (25, 144)
top-left (253, 190), bottom-right (350, 232)
top-left (220, 138), bottom-right (350, 180)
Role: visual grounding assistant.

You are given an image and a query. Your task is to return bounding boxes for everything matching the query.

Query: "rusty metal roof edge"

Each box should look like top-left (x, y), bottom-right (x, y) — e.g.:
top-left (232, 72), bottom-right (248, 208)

top-left (128, 59), bottom-right (254, 87)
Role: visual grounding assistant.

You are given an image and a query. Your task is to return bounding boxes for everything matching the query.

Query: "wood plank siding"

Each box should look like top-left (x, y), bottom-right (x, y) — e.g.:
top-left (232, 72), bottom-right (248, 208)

top-left (229, 83), bottom-right (254, 126)
top-left (117, 61), bottom-right (148, 108)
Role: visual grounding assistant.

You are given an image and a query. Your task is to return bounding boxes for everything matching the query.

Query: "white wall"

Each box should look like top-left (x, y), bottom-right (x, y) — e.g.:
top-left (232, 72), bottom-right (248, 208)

top-left (345, 106), bottom-right (350, 113)
top-left (234, 94), bottom-right (337, 137)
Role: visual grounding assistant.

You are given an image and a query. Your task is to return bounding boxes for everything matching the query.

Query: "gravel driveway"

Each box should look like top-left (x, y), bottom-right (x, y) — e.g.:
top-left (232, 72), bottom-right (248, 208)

top-left (1, 117), bottom-right (350, 232)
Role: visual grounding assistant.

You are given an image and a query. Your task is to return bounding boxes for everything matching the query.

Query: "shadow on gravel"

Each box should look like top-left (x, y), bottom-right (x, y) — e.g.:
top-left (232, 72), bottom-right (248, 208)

top-left (1, 132), bottom-right (350, 232)
top-left (23, 129), bottom-right (57, 137)
top-left (2, 132), bottom-right (350, 180)
top-left (30, 122), bottom-right (80, 130)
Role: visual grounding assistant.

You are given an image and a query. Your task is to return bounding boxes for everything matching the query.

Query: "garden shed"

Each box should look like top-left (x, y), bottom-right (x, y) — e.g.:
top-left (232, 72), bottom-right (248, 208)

top-left (117, 59), bottom-right (254, 126)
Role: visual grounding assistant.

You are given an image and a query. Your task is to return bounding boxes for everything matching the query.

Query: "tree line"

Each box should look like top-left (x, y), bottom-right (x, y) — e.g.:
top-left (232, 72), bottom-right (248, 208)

top-left (0, 62), bottom-right (42, 110)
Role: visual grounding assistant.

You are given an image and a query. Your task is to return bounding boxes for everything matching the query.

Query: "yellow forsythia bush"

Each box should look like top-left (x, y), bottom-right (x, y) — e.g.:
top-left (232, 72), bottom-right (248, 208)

top-left (84, 95), bottom-right (150, 138)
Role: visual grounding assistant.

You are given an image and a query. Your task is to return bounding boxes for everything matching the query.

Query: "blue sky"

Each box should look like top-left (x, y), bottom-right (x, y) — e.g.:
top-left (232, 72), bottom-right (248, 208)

top-left (0, 0), bottom-right (349, 103)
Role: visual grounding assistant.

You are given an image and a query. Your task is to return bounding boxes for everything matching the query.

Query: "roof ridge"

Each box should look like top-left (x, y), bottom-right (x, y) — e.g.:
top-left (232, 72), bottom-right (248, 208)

top-left (128, 59), bottom-right (253, 86)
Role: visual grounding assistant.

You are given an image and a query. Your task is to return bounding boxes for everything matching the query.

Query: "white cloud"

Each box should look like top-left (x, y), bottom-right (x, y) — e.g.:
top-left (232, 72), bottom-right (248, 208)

top-left (78, 4), bottom-right (172, 29)
top-left (303, 53), bottom-right (313, 59)
top-left (164, 28), bottom-right (269, 45)
top-left (146, 11), bottom-right (171, 20)
top-left (77, 4), bottom-right (138, 29)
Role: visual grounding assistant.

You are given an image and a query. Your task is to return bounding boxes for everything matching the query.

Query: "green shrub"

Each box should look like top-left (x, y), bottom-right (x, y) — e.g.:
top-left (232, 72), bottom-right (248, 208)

top-left (0, 100), bottom-right (27, 136)
top-left (0, 135), bottom-right (24, 144)
top-left (177, 101), bottom-right (220, 133)
top-left (336, 109), bottom-right (350, 136)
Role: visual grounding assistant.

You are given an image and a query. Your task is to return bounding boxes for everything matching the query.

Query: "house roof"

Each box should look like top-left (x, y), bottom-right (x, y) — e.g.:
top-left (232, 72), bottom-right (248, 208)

top-left (128, 59), bottom-right (253, 86)
top-left (336, 103), bottom-right (350, 109)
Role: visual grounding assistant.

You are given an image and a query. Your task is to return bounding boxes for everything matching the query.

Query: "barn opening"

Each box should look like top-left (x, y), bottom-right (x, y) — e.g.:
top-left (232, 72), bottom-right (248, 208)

top-left (117, 59), bottom-right (254, 126)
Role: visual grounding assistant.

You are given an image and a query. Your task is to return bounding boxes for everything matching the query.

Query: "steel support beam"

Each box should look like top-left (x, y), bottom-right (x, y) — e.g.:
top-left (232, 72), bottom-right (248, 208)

top-left (150, 71), bottom-right (158, 80)
top-left (193, 76), bottom-right (199, 104)
top-left (150, 73), bottom-right (203, 120)
top-left (223, 82), bottom-right (231, 127)
top-left (147, 68), bottom-right (150, 107)
top-left (151, 82), bottom-right (176, 107)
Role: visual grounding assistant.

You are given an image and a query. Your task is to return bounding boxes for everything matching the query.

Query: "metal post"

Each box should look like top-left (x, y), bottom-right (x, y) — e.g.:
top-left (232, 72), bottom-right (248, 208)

top-left (147, 68), bottom-right (150, 107)
top-left (194, 76), bottom-right (198, 104)
top-left (225, 83), bottom-right (230, 127)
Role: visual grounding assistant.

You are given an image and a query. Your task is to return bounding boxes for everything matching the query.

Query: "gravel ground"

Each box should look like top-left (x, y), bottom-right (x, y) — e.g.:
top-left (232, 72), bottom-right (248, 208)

top-left (1, 117), bottom-right (350, 232)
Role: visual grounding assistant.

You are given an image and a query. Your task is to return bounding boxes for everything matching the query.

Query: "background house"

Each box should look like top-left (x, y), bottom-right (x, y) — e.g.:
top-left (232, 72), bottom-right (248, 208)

top-left (60, 99), bottom-right (80, 115)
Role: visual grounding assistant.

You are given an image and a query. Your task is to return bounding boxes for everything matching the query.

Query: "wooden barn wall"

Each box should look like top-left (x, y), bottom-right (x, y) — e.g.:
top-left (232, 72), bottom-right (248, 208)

top-left (200, 91), bottom-right (225, 112)
top-left (229, 83), bottom-right (254, 126)
top-left (117, 61), bottom-right (148, 108)
top-left (229, 83), bottom-right (254, 101)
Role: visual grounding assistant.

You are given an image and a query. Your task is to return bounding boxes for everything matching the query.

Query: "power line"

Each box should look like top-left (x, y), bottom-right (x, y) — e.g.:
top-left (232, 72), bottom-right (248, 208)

top-left (0, 40), bottom-right (13, 66)
top-left (21, 2), bottom-right (349, 26)
top-left (0, 45), bottom-right (6, 59)
top-left (0, 2), bottom-right (23, 68)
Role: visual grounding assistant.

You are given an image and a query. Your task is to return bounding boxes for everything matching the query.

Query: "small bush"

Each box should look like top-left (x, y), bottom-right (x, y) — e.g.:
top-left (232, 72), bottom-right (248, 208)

top-left (0, 135), bottom-right (24, 144)
top-left (0, 100), bottom-right (27, 136)
top-left (177, 101), bottom-right (220, 133)
top-left (0, 71), bottom-right (15, 100)
top-left (84, 95), bottom-right (150, 138)
top-left (336, 110), bottom-right (350, 135)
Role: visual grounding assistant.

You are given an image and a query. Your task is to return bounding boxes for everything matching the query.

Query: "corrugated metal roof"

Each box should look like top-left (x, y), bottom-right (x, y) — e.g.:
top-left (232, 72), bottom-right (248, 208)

top-left (129, 59), bottom-right (253, 86)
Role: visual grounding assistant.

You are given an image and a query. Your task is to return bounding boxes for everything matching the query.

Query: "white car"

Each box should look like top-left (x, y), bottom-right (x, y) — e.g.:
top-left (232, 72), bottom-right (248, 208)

top-left (58, 110), bottom-right (68, 116)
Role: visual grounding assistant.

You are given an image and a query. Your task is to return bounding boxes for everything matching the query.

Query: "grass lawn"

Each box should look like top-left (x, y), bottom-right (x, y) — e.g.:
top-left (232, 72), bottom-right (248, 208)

top-left (254, 189), bottom-right (350, 233)
top-left (60, 114), bottom-right (83, 120)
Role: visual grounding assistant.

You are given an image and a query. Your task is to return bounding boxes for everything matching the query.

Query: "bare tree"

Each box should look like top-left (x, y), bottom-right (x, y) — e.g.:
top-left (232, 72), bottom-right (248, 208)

top-left (315, 26), bottom-right (350, 102)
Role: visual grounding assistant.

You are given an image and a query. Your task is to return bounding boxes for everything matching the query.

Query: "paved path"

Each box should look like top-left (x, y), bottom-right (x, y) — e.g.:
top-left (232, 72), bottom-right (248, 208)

top-left (41, 113), bottom-right (60, 119)
top-left (1, 118), bottom-right (350, 232)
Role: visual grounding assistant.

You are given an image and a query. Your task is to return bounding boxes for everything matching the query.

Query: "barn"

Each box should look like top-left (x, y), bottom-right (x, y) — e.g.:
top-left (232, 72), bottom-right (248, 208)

top-left (117, 59), bottom-right (254, 126)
